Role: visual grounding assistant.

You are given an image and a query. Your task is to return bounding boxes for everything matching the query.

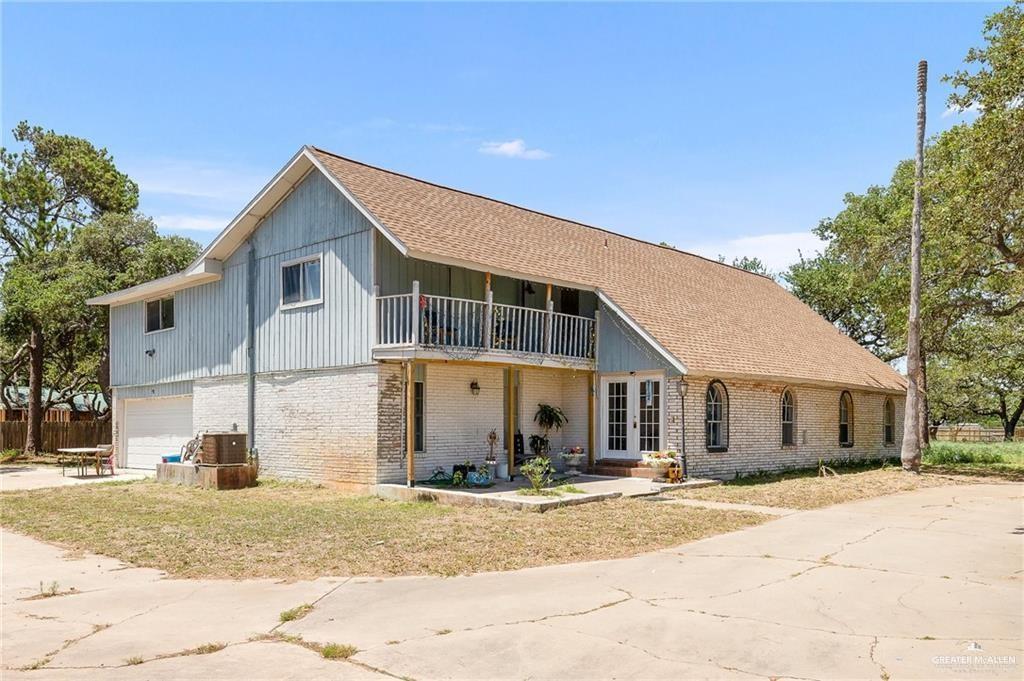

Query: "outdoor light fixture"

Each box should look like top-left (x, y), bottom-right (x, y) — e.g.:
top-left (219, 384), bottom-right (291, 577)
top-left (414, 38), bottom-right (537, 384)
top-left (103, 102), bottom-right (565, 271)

top-left (145, 348), bottom-right (156, 357)
top-left (470, 380), bottom-right (481, 395)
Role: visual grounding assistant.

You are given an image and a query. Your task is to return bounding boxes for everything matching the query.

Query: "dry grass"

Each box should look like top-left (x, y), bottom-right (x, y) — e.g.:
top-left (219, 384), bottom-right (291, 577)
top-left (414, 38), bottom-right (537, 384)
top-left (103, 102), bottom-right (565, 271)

top-left (673, 464), bottom-right (983, 510)
top-left (0, 480), bottom-right (766, 579)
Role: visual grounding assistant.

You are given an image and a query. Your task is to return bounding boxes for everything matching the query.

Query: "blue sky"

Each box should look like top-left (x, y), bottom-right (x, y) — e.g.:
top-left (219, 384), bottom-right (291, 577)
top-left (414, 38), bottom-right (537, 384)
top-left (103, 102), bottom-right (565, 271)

top-left (2, 2), bottom-right (994, 271)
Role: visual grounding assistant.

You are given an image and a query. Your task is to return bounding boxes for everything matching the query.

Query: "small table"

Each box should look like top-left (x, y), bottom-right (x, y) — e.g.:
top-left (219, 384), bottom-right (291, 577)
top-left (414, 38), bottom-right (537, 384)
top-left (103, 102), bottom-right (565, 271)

top-left (57, 447), bottom-right (113, 477)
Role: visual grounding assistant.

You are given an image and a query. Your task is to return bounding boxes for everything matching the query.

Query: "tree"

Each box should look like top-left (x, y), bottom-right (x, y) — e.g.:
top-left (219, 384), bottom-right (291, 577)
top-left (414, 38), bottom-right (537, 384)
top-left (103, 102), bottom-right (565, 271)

top-left (719, 255), bottom-right (772, 277)
top-left (1, 122), bottom-right (137, 451)
top-left (69, 213), bottom-right (199, 410)
top-left (901, 60), bottom-right (928, 473)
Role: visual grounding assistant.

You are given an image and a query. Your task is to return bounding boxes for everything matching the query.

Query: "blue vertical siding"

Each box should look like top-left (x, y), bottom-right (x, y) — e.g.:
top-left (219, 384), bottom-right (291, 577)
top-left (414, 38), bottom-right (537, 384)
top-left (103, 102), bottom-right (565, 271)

top-left (109, 170), bottom-right (375, 386)
top-left (597, 301), bottom-right (679, 375)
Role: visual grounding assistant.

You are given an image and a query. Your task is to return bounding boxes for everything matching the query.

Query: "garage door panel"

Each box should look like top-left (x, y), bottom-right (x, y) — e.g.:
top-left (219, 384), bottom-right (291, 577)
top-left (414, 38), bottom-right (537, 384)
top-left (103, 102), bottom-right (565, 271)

top-left (124, 397), bottom-right (193, 470)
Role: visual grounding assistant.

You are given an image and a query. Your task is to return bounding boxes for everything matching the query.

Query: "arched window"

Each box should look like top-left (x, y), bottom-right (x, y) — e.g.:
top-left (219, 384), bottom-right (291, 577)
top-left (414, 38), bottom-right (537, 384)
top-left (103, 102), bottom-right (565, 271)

top-left (706, 381), bottom-right (728, 451)
top-left (883, 398), bottom-right (895, 445)
top-left (781, 389), bottom-right (796, 446)
top-left (839, 391), bottom-right (854, 447)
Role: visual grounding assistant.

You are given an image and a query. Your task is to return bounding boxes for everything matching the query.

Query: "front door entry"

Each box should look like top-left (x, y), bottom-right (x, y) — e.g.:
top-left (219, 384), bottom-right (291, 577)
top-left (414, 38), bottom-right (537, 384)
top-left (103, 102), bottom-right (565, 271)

top-left (600, 374), bottom-right (664, 459)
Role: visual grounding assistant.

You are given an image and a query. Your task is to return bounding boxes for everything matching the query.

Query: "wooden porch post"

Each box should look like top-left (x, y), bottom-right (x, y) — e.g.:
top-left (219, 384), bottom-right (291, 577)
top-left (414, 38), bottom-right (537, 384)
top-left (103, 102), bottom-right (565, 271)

top-left (506, 368), bottom-right (515, 481)
top-left (588, 372), bottom-right (596, 470)
top-left (484, 273), bottom-right (493, 351)
top-left (544, 283), bottom-right (554, 355)
top-left (406, 361), bottom-right (416, 487)
top-left (410, 280), bottom-right (420, 347)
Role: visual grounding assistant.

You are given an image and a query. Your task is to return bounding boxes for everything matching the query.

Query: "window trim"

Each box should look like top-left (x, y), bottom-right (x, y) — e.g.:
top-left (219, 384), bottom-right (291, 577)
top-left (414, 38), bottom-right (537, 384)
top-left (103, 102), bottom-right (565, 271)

top-left (883, 397), bottom-right (896, 445)
top-left (143, 295), bottom-right (176, 335)
top-left (705, 380), bottom-right (729, 453)
top-left (781, 388), bottom-right (796, 448)
top-left (839, 390), bottom-right (854, 448)
top-left (280, 253), bottom-right (324, 310)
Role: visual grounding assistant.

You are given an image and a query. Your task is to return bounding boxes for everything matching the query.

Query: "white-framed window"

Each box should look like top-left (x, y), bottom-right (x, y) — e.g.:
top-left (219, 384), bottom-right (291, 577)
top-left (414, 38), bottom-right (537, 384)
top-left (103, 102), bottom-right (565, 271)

top-left (839, 391), bottom-right (854, 447)
top-left (705, 380), bottom-right (728, 451)
top-left (145, 296), bottom-right (175, 333)
top-left (883, 397), bottom-right (895, 445)
top-left (781, 389), bottom-right (796, 447)
top-left (281, 254), bottom-right (322, 308)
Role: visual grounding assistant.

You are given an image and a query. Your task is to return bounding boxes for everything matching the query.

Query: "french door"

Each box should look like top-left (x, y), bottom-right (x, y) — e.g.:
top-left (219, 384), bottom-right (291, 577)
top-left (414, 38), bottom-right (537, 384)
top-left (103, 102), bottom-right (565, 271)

top-left (600, 373), bottom-right (664, 459)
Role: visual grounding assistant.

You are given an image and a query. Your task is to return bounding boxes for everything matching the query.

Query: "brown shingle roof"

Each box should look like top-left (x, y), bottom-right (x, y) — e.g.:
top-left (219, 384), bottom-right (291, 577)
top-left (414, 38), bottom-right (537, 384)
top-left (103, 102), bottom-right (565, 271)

top-left (312, 147), bottom-right (906, 392)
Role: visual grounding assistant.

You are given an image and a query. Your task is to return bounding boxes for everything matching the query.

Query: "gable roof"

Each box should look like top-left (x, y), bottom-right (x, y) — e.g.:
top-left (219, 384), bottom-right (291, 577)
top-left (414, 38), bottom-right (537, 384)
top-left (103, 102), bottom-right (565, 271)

top-left (91, 145), bottom-right (906, 392)
top-left (310, 147), bottom-right (905, 392)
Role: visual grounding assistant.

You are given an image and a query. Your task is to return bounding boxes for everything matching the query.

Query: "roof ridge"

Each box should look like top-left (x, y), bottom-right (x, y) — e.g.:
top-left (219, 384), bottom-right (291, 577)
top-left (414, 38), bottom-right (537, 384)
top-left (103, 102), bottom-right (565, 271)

top-left (309, 145), bottom-right (777, 282)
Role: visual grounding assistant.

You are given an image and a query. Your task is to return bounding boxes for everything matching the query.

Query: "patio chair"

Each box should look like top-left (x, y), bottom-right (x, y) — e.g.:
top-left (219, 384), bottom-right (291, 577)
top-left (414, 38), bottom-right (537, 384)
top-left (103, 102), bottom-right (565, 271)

top-left (422, 305), bottom-right (459, 345)
top-left (98, 445), bottom-right (115, 476)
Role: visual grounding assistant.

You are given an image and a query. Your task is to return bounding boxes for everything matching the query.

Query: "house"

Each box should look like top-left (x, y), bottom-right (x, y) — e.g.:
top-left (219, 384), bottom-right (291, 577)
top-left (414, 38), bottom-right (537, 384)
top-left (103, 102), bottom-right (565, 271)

top-left (0, 387), bottom-right (107, 423)
top-left (88, 146), bottom-right (906, 481)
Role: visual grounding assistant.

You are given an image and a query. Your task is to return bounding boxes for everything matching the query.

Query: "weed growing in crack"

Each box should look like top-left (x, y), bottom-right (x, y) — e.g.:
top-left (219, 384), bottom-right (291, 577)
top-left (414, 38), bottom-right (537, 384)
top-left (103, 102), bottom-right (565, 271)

top-left (280, 604), bottom-right (314, 623)
top-left (124, 656), bottom-right (144, 666)
top-left (320, 643), bottom-right (357, 660)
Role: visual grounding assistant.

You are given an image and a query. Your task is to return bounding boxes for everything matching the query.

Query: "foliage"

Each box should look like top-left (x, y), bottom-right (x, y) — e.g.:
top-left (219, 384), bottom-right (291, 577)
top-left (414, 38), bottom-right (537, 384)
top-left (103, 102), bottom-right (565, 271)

top-left (0, 121), bottom-right (138, 260)
top-left (533, 404), bottom-right (567, 434)
top-left (784, 4), bottom-right (1022, 435)
top-left (720, 255), bottom-right (772, 277)
top-left (519, 456), bottom-right (554, 493)
top-left (527, 434), bottom-right (549, 457)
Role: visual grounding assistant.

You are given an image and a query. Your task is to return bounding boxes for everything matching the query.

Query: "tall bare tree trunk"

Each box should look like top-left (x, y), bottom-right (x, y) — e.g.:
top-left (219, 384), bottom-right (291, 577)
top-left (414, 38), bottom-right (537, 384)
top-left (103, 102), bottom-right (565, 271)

top-left (901, 60), bottom-right (927, 473)
top-left (919, 347), bottom-right (930, 446)
top-left (24, 323), bottom-right (44, 454)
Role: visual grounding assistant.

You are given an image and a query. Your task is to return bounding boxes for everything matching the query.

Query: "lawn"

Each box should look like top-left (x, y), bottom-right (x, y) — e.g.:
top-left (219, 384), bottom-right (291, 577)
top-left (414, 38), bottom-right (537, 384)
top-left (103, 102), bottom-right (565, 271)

top-left (0, 480), bottom-right (767, 579)
top-left (671, 450), bottom-right (1019, 510)
top-left (922, 440), bottom-right (1024, 479)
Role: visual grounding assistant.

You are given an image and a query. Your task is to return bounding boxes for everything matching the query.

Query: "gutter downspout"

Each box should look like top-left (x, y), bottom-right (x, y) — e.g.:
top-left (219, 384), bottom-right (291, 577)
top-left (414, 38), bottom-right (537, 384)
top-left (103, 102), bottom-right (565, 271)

top-left (246, 240), bottom-right (258, 467)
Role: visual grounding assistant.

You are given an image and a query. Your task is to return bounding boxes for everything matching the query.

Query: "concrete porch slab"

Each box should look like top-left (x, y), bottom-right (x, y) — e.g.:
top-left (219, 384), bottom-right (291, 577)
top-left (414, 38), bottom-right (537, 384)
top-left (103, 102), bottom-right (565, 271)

top-left (375, 475), bottom-right (720, 511)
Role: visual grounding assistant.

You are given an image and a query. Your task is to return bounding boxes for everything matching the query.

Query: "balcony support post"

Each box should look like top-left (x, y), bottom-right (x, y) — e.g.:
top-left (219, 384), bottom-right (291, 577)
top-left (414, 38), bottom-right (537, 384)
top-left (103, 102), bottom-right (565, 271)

top-left (410, 280), bottom-right (420, 347)
top-left (544, 283), bottom-right (554, 356)
top-left (484, 273), bottom-right (493, 350)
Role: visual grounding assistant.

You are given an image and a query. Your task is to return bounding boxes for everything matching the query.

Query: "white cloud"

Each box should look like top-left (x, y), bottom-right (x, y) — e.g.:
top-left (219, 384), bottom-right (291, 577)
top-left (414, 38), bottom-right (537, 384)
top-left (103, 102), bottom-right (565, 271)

top-left (942, 101), bottom-right (982, 118)
top-left (479, 139), bottom-right (551, 160)
top-left (686, 231), bottom-right (827, 273)
top-left (124, 159), bottom-right (267, 203)
top-left (153, 214), bottom-right (230, 232)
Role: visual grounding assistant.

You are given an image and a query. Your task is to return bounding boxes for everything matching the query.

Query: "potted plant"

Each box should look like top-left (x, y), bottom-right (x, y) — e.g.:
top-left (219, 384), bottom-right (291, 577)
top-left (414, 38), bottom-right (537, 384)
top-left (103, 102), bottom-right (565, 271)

top-left (560, 446), bottom-right (585, 475)
top-left (530, 404), bottom-right (566, 460)
top-left (641, 450), bottom-right (678, 479)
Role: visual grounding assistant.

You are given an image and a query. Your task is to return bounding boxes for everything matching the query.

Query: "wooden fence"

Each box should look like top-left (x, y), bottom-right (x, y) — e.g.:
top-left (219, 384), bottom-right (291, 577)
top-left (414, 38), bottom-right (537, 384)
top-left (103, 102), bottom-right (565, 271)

top-left (0, 421), bottom-right (112, 452)
top-left (933, 426), bottom-right (1022, 443)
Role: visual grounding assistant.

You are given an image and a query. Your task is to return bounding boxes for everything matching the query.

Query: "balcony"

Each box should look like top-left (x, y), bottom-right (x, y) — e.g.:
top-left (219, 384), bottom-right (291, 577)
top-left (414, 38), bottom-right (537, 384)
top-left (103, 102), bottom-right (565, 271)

top-left (374, 282), bottom-right (596, 368)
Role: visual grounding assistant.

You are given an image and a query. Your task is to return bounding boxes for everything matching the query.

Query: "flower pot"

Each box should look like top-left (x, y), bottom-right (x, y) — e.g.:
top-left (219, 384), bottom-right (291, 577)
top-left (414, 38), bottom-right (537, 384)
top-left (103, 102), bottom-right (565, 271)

top-left (496, 462), bottom-right (509, 479)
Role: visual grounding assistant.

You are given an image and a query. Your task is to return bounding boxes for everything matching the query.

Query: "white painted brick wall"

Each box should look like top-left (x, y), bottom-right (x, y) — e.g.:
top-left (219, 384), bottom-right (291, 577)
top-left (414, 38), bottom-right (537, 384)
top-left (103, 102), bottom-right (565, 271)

top-left (193, 364), bottom-right (380, 484)
top-left (679, 376), bottom-right (904, 479)
top-left (519, 367), bottom-right (589, 456)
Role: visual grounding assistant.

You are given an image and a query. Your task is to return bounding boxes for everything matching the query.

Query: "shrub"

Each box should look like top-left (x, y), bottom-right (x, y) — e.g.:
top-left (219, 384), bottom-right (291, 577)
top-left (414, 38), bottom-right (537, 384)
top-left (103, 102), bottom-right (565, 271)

top-left (519, 456), bottom-right (553, 493)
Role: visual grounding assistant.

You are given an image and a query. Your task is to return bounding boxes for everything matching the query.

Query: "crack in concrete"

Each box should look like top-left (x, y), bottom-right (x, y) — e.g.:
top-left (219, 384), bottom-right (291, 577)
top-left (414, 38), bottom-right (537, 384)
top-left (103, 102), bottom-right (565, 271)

top-left (869, 636), bottom-right (890, 680)
top-left (271, 578), bottom-right (351, 633)
top-left (821, 527), bottom-right (887, 564)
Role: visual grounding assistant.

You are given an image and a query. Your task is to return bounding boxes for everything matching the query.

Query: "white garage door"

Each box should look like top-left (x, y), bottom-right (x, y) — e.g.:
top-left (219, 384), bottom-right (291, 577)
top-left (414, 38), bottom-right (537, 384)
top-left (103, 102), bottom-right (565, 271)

top-left (124, 397), bottom-right (194, 470)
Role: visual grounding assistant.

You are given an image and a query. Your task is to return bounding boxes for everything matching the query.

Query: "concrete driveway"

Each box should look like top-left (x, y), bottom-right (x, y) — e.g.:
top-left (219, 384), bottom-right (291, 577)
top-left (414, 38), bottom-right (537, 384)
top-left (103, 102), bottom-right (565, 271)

top-left (2, 483), bottom-right (1021, 680)
top-left (0, 465), bottom-right (150, 492)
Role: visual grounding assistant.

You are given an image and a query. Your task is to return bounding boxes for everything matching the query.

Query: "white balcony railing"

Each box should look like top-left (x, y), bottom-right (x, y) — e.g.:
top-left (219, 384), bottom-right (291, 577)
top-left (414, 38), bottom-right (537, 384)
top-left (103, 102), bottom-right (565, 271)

top-left (375, 282), bottom-right (595, 362)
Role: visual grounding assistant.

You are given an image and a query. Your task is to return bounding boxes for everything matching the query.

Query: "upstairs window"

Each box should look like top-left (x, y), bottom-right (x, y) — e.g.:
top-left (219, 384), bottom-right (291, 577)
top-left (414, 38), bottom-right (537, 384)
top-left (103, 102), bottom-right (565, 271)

top-left (884, 398), bottom-right (896, 445)
top-left (282, 255), bottom-right (322, 307)
top-left (145, 296), bottom-right (175, 333)
top-left (781, 389), bottom-right (796, 446)
top-left (705, 381), bottom-right (728, 451)
top-left (839, 391), bottom-right (854, 447)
